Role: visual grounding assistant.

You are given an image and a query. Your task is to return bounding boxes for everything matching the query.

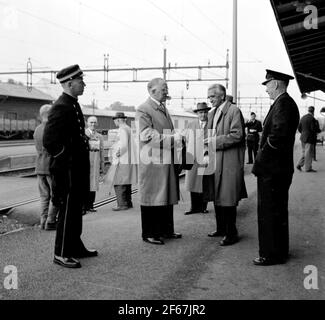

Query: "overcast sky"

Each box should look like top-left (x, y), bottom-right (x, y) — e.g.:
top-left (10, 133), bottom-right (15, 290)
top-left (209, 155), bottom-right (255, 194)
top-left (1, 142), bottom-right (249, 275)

top-left (0, 0), bottom-right (324, 118)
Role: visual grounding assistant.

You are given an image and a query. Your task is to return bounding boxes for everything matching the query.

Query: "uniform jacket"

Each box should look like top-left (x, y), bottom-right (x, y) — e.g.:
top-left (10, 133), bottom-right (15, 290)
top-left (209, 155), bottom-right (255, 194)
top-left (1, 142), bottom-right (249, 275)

top-left (85, 128), bottom-right (104, 191)
top-left (34, 123), bottom-right (50, 175)
top-left (252, 92), bottom-right (299, 176)
top-left (43, 92), bottom-right (90, 198)
top-left (185, 119), bottom-right (207, 193)
top-left (204, 101), bottom-right (247, 206)
top-left (136, 97), bottom-right (179, 206)
top-left (245, 119), bottom-right (262, 142)
top-left (298, 113), bottom-right (321, 144)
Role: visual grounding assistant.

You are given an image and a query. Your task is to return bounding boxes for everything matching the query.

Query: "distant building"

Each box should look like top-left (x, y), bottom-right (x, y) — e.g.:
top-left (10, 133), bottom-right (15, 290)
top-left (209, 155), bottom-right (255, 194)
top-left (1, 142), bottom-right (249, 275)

top-left (0, 83), bottom-right (54, 139)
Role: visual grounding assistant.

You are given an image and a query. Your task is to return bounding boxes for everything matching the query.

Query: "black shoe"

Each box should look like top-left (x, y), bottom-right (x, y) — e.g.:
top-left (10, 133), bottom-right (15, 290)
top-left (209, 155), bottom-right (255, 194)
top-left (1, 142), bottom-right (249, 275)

top-left (45, 221), bottom-right (57, 231)
top-left (112, 206), bottom-right (129, 211)
top-left (184, 210), bottom-right (199, 215)
top-left (306, 169), bottom-right (317, 172)
top-left (202, 209), bottom-right (209, 214)
top-left (219, 235), bottom-right (239, 246)
top-left (128, 203), bottom-right (133, 208)
top-left (208, 231), bottom-right (224, 237)
top-left (296, 165), bottom-right (302, 171)
top-left (253, 256), bottom-right (286, 266)
top-left (75, 249), bottom-right (98, 258)
top-left (143, 237), bottom-right (164, 245)
top-left (163, 232), bottom-right (182, 239)
top-left (246, 162), bottom-right (253, 164)
top-left (88, 208), bottom-right (97, 213)
top-left (53, 256), bottom-right (81, 268)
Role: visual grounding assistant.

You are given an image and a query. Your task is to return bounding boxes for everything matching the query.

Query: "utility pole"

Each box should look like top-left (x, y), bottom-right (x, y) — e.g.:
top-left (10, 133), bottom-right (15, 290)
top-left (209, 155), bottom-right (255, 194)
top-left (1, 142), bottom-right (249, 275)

top-left (232, 0), bottom-right (238, 103)
top-left (163, 35), bottom-right (167, 81)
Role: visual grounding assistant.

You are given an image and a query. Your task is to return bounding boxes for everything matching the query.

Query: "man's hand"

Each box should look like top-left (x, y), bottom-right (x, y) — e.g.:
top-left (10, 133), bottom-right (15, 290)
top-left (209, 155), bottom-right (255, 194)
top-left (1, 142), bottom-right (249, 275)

top-left (115, 149), bottom-right (121, 158)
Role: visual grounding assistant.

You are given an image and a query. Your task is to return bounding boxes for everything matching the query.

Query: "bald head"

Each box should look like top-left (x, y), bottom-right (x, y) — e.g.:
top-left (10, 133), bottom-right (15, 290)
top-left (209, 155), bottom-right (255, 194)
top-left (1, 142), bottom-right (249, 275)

top-left (147, 78), bottom-right (169, 103)
top-left (39, 104), bottom-right (52, 122)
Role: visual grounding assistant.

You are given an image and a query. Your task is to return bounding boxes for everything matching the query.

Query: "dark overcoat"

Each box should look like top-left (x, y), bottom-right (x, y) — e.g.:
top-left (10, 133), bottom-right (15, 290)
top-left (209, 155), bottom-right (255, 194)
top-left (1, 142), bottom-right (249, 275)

top-left (298, 113), bottom-right (321, 144)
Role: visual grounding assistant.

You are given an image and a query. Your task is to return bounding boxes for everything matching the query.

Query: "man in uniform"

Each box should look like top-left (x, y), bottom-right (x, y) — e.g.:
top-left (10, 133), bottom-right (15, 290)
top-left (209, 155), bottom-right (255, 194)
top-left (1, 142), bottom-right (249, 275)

top-left (252, 69), bottom-right (299, 266)
top-left (43, 64), bottom-right (98, 268)
top-left (184, 102), bottom-right (210, 215)
top-left (136, 78), bottom-right (183, 245)
top-left (245, 112), bottom-right (262, 164)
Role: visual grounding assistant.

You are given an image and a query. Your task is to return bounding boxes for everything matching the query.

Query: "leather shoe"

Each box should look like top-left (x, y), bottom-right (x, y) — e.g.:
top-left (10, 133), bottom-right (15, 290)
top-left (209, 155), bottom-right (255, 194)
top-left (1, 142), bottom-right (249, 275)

top-left (296, 165), bottom-right (302, 171)
top-left (112, 206), bottom-right (129, 211)
top-left (53, 256), bottom-right (81, 268)
top-left (88, 208), bottom-right (97, 213)
top-left (74, 249), bottom-right (98, 258)
top-left (163, 233), bottom-right (182, 239)
top-left (306, 169), bottom-right (317, 172)
top-left (45, 222), bottom-right (56, 231)
top-left (219, 235), bottom-right (239, 246)
top-left (253, 256), bottom-right (286, 266)
top-left (246, 162), bottom-right (253, 164)
top-left (184, 210), bottom-right (199, 215)
top-left (143, 237), bottom-right (164, 245)
top-left (208, 231), bottom-right (224, 237)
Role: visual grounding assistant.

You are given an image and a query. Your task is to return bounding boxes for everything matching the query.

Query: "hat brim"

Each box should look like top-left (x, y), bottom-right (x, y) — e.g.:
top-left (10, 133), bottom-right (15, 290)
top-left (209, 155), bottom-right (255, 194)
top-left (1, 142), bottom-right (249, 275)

top-left (262, 78), bottom-right (273, 86)
top-left (193, 107), bottom-right (211, 112)
top-left (113, 116), bottom-right (127, 120)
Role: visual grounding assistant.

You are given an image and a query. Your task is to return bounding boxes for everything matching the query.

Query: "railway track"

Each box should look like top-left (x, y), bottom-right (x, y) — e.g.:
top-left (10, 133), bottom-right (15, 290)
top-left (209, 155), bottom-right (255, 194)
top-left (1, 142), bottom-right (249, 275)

top-left (0, 140), bottom-right (35, 147)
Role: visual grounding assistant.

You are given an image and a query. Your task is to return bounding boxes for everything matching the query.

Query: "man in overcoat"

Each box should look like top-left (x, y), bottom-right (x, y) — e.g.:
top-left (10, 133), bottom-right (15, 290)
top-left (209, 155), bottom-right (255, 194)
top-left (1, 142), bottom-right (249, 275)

top-left (204, 84), bottom-right (247, 245)
top-left (136, 78), bottom-right (183, 245)
top-left (184, 102), bottom-right (210, 215)
top-left (252, 69), bottom-right (299, 266)
top-left (85, 116), bottom-right (105, 213)
top-left (111, 112), bottom-right (137, 211)
top-left (43, 64), bottom-right (98, 268)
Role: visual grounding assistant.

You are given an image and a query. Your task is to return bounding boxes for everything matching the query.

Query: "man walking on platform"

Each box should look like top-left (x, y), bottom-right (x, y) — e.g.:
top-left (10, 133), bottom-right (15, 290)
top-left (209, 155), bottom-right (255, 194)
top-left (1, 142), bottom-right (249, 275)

top-left (296, 106), bottom-right (320, 172)
top-left (43, 64), bottom-right (98, 268)
top-left (252, 69), bottom-right (299, 266)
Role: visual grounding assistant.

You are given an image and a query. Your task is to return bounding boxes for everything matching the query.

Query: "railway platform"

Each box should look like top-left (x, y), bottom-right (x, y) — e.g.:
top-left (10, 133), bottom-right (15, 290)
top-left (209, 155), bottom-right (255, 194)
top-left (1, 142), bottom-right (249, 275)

top-left (0, 145), bottom-right (324, 300)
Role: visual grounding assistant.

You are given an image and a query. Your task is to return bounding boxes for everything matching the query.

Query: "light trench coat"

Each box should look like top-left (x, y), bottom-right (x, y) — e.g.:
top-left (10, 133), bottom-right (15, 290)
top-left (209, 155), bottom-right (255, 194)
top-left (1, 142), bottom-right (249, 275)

top-left (136, 98), bottom-right (180, 206)
top-left (104, 124), bottom-right (137, 194)
top-left (204, 101), bottom-right (247, 206)
top-left (184, 119), bottom-right (208, 193)
top-left (85, 128), bottom-right (104, 191)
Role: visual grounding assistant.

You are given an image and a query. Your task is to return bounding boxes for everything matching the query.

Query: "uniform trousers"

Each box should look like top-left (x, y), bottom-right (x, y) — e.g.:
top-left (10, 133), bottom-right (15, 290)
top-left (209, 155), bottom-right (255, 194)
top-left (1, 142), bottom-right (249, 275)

top-left (51, 170), bottom-right (88, 258)
top-left (247, 138), bottom-right (259, 163)
top-left (257, 173), bottom-right (292, 260)
top-left (214, 204), bottom-right (238, 237)
top-left (190, 192), bottom-right (207, 212)
top-left (141, 205), bottom-right (174, 239)
top-left (86, 191), bottom-right (96, 210)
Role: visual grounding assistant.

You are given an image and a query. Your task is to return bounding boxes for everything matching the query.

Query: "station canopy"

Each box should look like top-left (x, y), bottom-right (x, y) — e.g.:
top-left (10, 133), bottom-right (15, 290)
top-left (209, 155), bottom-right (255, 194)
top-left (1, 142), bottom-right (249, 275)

top-left (270, 0), bottom-right (325, 94)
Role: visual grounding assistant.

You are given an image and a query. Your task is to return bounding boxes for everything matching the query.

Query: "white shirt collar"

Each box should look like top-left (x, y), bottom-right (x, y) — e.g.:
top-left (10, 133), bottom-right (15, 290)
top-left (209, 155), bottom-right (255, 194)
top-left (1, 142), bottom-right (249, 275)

top-left (150, 96), bottom-right (161, 106)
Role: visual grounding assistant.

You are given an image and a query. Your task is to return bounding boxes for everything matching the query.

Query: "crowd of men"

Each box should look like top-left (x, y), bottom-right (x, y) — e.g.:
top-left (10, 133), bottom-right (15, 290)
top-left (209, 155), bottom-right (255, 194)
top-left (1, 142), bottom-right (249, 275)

top-left (34, 64), bottom-right (321, 269)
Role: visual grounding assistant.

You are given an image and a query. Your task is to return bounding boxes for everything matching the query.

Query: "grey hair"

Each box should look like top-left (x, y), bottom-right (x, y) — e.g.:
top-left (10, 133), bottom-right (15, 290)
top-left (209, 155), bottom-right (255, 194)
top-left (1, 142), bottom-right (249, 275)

top-left (87, 116), bottom-right (98, 123)
top-left (39, 104), bottom-right (52, 120)
top-left (147, 78), bottom-right (165, 93)
top-left (208, 84), bottom-right (226, 99)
